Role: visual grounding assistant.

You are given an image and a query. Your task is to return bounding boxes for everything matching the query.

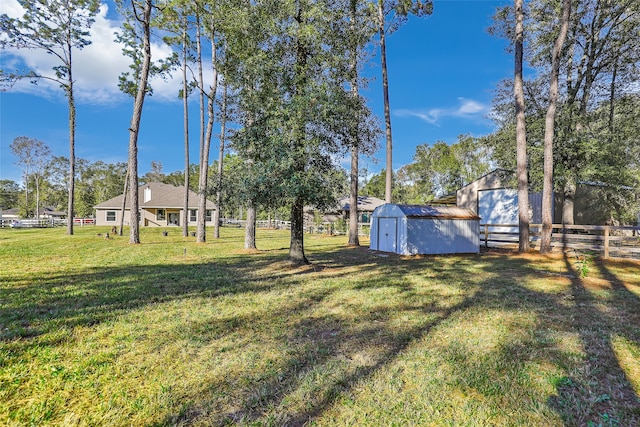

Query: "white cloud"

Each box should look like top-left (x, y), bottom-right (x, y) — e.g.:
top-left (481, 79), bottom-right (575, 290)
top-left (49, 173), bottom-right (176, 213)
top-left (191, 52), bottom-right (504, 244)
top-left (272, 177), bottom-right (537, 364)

top-left (457, 98), bottom-right (485, 114)
top-left (395, 97), bottom-right (489, 125)
top-left (2, 1), bottom-right (189, 104)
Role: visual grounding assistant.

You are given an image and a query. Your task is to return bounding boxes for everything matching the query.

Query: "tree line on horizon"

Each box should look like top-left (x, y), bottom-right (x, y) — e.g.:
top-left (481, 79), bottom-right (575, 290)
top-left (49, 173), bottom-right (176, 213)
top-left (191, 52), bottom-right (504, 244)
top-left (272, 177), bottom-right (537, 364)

top-left (2, 0), bottom-right (639, 261)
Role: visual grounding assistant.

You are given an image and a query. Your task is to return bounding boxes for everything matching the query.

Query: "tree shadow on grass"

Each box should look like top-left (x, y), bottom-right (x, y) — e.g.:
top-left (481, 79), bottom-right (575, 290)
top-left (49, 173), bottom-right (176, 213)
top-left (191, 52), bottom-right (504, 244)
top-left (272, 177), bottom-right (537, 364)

top-left (546, 254), bottom-right (640, 425)
top-left (0, 246), bottom-right (384, 353)
top-left (157, 251), bottom-right (549, 425)
top-left (3, 242), bottom-right (640, 426)
top-left (163, 257), bottom-right (486, 426)
top-left (196, 251), bottom-right (640, 426)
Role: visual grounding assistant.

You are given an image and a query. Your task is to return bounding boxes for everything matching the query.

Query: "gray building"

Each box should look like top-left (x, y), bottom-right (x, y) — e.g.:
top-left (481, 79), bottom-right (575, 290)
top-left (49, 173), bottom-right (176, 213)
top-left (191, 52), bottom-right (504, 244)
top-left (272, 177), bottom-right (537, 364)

top-left (370, 204), bottom-right (480, 255)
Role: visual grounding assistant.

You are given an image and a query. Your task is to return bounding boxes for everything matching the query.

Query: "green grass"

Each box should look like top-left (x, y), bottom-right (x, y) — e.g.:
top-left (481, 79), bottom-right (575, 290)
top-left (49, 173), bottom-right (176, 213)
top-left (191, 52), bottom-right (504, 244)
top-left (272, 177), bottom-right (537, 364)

top-left (1, 226), bottom-right (639, 426)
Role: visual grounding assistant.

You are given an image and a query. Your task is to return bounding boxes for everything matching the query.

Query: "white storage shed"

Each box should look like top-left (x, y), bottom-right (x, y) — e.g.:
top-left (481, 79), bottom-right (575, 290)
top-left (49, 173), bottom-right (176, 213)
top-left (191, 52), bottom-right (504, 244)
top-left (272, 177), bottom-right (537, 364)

top-left (370, 204), bottom-right (480, 255)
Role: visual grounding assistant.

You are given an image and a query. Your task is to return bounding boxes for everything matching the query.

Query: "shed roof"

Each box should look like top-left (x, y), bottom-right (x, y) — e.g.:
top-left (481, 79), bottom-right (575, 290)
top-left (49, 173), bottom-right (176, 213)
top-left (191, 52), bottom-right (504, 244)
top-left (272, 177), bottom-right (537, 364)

top-left (395, 204), bottom-right (480, 220)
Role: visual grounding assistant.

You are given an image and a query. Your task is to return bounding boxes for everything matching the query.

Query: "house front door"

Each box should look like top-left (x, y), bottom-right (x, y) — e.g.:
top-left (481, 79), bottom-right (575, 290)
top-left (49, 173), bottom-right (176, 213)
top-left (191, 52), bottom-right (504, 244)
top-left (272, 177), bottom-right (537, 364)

top-left (168, 212), bottom-right (180, 226)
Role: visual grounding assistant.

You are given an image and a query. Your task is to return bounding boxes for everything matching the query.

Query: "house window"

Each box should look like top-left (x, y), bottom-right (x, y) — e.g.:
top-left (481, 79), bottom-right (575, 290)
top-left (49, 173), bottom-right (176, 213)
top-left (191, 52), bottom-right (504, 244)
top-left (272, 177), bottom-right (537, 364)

top-left (190, 209), bottom-right (197, 222)
top-left (106, 211), bottom-right (116, 222)
top-left (157, 209), bottom-right (165, 220)
top-left (206, 210), bottom-right (212, 222)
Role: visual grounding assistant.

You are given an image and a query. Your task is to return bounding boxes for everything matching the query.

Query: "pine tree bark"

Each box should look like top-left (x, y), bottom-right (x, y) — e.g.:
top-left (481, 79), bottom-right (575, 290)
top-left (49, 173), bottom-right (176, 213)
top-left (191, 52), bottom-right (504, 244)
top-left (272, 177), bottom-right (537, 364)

top-left (182, 24), bottom-right (190, 238)
top-left (118, 168), bottom-right (128, 236)
top-left (514, 0), bottom-right (529, 252)
top-left (127, 0), bottom-right (153, 245)
top-left (214, 83), bottom-right (227, 239)
top-left (67, 71), bottom-right (76, 235)
top-left (197, 23), bottom-right (218, 243)
top-left (348, 0), bottom-right (360, 246)
top-left (378, 0), bottom-right (393, 204)
top-left (541, 0), bottom-right (571, 253)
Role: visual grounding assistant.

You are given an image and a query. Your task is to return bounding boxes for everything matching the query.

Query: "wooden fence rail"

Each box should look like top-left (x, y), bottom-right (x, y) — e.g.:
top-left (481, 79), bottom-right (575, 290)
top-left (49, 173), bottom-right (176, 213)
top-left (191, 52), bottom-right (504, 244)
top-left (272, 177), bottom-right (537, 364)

top-left (481, 223), bottom-right (640, 260)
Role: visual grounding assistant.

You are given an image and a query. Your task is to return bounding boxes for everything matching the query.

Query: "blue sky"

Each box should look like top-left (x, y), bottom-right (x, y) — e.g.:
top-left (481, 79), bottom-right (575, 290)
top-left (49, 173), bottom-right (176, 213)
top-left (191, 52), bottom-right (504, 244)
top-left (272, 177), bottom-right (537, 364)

top-left (0, 0), bottom-right (511, 184)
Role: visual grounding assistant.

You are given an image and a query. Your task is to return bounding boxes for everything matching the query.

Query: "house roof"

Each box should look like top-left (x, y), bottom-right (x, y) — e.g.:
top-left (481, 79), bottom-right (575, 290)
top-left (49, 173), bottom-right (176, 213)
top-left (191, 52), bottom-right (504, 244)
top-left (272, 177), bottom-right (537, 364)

top-left (1, 208), bottom-right (20, 216)
top-left (395, 204), bottom-right (480, 220)
top-left (94, 182), bottom-right (215, 210)
top-left (38, 206), bottom-right (66, 217)
top-left (340, 195), bottom-right (385, 212)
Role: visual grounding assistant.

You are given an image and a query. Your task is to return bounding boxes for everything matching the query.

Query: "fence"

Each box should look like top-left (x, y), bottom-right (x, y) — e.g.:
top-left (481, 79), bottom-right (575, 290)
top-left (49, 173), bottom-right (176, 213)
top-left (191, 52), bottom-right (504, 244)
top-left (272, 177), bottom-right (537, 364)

top-left (252, 219), bottom-right (370, 236)
top-left (481, 223), bottom-right (640, 260)
top-left (0, 218), bottom-right (95, 228)
top-left (0, 219), bottom-right (61, 228)
top-left (72, 218), bottom-right (95, 226)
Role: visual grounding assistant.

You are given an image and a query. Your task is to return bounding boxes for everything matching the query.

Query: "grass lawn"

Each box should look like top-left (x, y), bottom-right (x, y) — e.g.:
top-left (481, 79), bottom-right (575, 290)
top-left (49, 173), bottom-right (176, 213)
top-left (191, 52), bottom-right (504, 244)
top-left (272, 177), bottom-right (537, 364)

top-left (1, 226), bottom-right (639, 426)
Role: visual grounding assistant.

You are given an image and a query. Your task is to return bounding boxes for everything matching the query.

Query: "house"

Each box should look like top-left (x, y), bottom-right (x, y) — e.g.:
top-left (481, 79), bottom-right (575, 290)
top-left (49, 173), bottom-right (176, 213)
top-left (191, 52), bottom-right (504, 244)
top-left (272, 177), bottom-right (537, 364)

top-left (370, 204), bottom-right (480, 255)
top-left (94, 182), bottom-right (216, 227)
top-left (339, 195), bottom-right (385, 223)
top-left (38, 206), bottom-right (67, 220)
top-left (304, 195), bottom-right (385, 224)
top-left (0, 208), bottom-right (21, 222)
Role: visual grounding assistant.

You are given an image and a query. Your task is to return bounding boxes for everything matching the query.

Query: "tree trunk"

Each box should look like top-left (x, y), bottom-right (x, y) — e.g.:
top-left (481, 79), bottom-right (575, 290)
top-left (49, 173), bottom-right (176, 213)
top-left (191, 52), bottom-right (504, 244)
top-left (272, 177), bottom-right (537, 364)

top-left (197, 24), bottom-right (218, 243)
top-left (349, 144), bottom-right (360, 246)
top-left (24, 169), bottom-right (29, 218)
top-left (195, 16), bottom-right (205, 242)
top-left (182, 23), bottom-right (190, 238)
top-left (127, 0), bottom-right (153, 245)
top-left (67, 72), bottom-right (75, 235)
top-left (541, 0), bottom-right (571, 254)
top-left (378, 0), bottom-right (393, 204)
top-left (514, 0), bottom-right (529, 252)
top-left (244, 202), bottom-right (256, 250)
top-left (608, 57), bottom-right (618, 146)
top-left (348, 0), bottom-right (360, 247)
top-left (119, 168), bottom-right (128, 236)
top-left (288, 3), bottom-right (309, 265)
top-left (214, 83), bottom-right (227, 239)
top-left (289, 198), bottom-right (308, 264)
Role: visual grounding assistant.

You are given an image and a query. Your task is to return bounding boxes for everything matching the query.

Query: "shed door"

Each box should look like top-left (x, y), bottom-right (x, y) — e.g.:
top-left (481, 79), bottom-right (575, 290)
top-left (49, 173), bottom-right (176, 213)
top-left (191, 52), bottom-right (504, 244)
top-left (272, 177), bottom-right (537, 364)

top-left (378, 218), bottom-right (397, 253)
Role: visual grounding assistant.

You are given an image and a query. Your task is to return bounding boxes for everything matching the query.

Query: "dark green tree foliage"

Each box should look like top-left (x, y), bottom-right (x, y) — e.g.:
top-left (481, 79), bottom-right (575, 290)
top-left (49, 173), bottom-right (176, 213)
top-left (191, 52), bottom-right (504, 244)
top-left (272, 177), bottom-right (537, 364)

top-left (43, 157), bottom-right (127, 216)
top-left (115, 8), bottom-right (177, 97)
top-left (223, 0), bottom-right (375, 263)
top-left (9, 136), bottom-right (51, 218)
top-left (0, 180), bottom-right (20, 210)
top-left (361, 169), bottom-right (409, 203)
top-left (407, 136), bottom-right (493, 199)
